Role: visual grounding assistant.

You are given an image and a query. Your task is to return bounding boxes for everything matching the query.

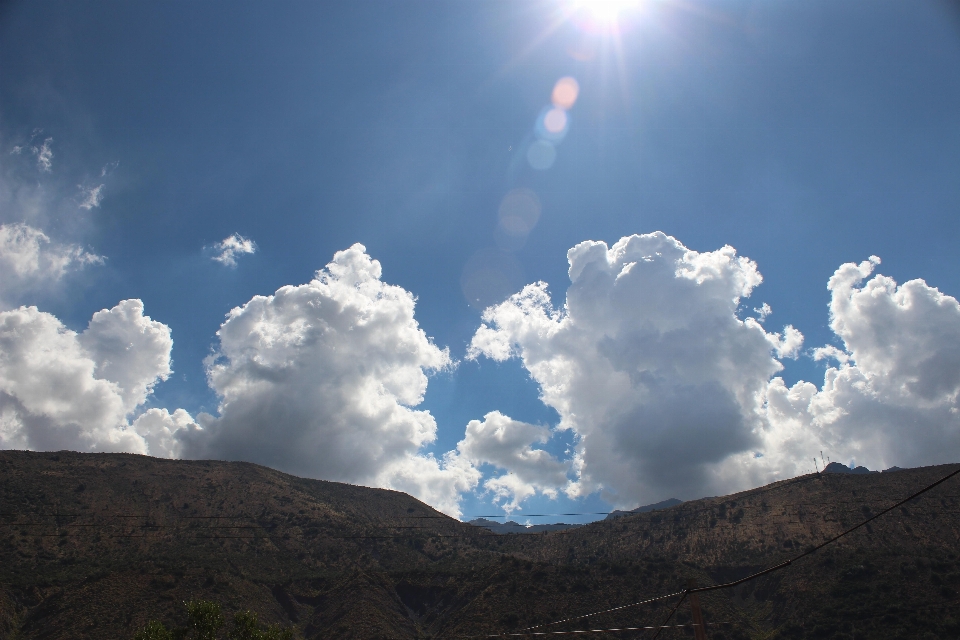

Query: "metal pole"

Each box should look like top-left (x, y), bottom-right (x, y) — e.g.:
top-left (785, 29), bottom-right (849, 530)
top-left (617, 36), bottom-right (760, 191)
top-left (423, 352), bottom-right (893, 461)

top-left (687, 579), bottom-right (708, 640)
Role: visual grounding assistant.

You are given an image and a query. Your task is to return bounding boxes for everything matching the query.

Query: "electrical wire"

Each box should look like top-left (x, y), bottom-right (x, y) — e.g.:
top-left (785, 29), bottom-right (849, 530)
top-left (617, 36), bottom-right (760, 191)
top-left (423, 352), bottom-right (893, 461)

top-left (462, 596), bottom-right (960, 639)
top-left (18, 531), bottom-right (504, 540)
top-left (505, 464), bottom-right (960, 638)
top-left (452, 620), bottom-right (727, 637)
top-left (5, 506), bottom-right (958, 540)
top-left (6, 465), bottom-right (959, 638)
top-left (648, 591), bottom-right (688, 640)
top-left (687, 463), bottom-right (960, 597)
top-left (3, 493), bottom-right (957, 526)
top-left (419, 495), bottom-right (960, 520)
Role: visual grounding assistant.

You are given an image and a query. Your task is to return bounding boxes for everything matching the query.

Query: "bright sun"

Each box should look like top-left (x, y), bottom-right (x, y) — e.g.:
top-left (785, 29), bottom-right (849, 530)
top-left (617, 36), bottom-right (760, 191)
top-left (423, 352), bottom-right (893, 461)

top-left (568, 0), bottom-right (641, 24)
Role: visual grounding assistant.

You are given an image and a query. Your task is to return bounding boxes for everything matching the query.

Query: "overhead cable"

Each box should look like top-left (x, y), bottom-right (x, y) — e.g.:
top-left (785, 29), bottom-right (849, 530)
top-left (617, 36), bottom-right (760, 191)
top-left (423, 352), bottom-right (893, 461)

top-left (511, 463), bottom-right (960, 637)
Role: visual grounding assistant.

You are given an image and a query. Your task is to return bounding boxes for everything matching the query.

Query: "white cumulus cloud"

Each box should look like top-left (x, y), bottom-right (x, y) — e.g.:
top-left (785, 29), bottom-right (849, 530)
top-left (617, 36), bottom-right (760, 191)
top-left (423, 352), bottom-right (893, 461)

top-left (761, 256), bottom-right (960, 474)
top-left (453, 411), bottom-right (571, 512)
top-left (0, 300), bottom-right (194, 456)
top-left (469, 233), bottom-right (960, 508)
top-left (5, 227), bottom-right (958, 519)
top-left (469, 232), bottom-right (803, 506)
top-left (0, 223), bottom-right (103, 308)
top-left (210, 233), bottom-right (256, 267)
top-left (765, 323), bottom-right (804, 359)
top-left (188, 243), bottom-right (479, 516)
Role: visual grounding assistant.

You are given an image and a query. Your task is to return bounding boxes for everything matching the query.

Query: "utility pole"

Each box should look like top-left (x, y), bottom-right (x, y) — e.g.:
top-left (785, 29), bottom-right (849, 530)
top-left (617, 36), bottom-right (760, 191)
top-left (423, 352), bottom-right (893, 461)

top-left (687, 579), bottom-right (708, 640)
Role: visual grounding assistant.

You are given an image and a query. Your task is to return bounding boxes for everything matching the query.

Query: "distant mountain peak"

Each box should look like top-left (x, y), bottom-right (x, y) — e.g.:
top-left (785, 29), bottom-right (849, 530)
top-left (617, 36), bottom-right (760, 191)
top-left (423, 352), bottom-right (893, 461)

top-left (467, 518), bottom-right (582, 534)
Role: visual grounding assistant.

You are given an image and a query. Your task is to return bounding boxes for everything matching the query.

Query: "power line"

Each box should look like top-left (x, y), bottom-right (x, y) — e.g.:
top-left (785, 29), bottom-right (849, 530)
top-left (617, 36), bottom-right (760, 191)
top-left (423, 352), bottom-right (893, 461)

top-left (4, 493), bottom-right (957, 524)
top-left (649, 590), bottom-right (688, 640)
top-left (6, 507), bottom-right (960, 539)
top-left (2, 510), bottom-right (945, 526)
top-left (444, 471), bottom-right (891, 520)
top-left (687, 463), bottom-right (960, 597)
top-left (15, 530), bottom-right (504, 540)
top-left (467, 589), bottom-right (688, 639)
top-left (452, 621), bottom-right (729, 637)
top-left (0, 513), bottom-right (257, 519)
top-left (509, 464), bottom-right (960, 638)
top-left (402, 495), bottom-right (960, 521)
top-left (7, 467), bottom-right (960, 638)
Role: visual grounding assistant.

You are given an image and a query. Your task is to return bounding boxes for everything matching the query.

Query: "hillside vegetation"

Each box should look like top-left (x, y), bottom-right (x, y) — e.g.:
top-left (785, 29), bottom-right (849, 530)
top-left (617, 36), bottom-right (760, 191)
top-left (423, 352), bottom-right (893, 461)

top-left (1, 451), bottom-right (959, 639)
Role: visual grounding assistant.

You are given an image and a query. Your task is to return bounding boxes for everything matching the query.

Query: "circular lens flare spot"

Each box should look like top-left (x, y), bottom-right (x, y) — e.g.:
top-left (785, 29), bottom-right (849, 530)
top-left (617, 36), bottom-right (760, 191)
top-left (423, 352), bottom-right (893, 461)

top-left (498, 188), bottom-right (541, 237)
top-left (460, 248), bottom-right (525, 310)
top-left (552, 77), bottom-right (580, 110)
top-left (543, 108), bottom-right (568, 134)
top-left (527, 141), bottom-right (557, 170)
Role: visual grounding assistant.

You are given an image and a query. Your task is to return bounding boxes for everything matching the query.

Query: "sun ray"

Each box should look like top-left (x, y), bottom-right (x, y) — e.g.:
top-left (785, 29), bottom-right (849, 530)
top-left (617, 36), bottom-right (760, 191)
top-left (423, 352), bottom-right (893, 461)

top-left (485, 2), bottom-right (581, 88)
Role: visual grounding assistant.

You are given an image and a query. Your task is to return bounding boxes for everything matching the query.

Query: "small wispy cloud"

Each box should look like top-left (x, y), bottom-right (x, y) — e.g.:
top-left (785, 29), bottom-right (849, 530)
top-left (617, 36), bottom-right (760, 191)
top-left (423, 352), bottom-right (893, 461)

top-left (0, 222), bottom-right (103, 308)
top-left (210, 233), bottom-right (256, 267)
top-left (78, 184), bottom-right (105, 210)
top-left (100, 161), bottom-right (119, 177)
top-left (34, 137), bottom-right (53, 172)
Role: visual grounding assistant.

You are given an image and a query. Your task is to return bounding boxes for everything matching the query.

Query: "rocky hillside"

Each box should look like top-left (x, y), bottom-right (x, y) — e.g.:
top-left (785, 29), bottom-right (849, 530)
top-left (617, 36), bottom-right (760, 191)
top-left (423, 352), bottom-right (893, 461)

top-left (2, 451), bottom-right (959, 639)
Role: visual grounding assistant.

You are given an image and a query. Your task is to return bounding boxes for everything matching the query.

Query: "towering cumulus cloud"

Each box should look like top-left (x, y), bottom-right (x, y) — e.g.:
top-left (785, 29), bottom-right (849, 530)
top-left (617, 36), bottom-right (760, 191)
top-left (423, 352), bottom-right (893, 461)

top-left (763, 257), bottom-right (960, 474)
top-left (190, 244), bottom-right (479, 516)
top-left (0, 300), bottom-right (192, 456)
top-left (469, 232), bottom-right (802, 506)
top-left (4, 228), bottom-right (959, 516)
top-left (469, 234), bottom-right (960, 509)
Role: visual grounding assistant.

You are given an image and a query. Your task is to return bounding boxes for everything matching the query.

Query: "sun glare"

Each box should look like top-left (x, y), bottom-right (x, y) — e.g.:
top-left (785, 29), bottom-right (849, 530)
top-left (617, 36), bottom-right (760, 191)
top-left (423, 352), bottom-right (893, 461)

top-left (569, 0), bottom-right (640, 25)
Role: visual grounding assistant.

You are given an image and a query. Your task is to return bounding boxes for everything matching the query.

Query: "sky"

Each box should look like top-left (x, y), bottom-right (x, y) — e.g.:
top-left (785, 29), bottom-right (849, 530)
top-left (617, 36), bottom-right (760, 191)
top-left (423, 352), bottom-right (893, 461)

top-left (2, 0), bottom-right (960, 523)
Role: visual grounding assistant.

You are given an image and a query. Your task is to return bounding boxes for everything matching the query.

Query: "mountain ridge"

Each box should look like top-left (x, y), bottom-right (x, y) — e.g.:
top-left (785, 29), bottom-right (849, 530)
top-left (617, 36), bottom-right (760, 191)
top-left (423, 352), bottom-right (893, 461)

top-left (2, 450), bottom-right (959, 639)
top-left (467, 518), bottom-right (582, 534)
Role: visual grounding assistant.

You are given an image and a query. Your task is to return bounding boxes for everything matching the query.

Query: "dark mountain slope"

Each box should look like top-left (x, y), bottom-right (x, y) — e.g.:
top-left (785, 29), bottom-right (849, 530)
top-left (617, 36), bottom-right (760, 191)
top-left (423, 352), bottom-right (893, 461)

top-left (0, 450), bottom-right (495, 639)
top-left (478, 464), bottom-right (960, 639)
top-left (2, 451), bottom-right (959, 639)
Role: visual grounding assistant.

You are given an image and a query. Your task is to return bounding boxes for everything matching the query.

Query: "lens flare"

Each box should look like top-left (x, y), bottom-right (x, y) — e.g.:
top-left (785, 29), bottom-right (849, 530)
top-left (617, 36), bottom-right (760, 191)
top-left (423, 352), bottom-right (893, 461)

top-left (460, 248), bottom-right (525, 310)
top-left (536, 106), bottom-right (569, 143)
top-left (551, 77), bottom-right (580, 110)
top-left (565, 0), bottom-right (642, 35)
top-left (570, 0), bottom-right (639, 24)
top-left (543, 108), bottom-right (568, 134)
top-left (527, 140), bottom-right (557, 170)
top-left (498, 188), bottom-right (541, 237)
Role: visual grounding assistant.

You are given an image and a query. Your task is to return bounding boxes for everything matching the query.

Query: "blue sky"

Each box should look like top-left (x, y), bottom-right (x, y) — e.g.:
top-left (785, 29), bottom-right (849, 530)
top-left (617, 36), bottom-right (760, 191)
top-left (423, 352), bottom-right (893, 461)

top-left (2, 0), bottom-right (960, 522)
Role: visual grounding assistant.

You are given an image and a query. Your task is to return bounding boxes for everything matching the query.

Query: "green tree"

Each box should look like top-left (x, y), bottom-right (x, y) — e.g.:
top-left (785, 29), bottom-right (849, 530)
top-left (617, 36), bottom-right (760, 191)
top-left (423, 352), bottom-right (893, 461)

top-left (186, 600), bottom-right (225, 640)
top-left (134, 620), bottom-right (173, 640)
top-left (134, 600), bottom-right (293, 640)
top-left (228, 611), bottom-right (261, 640)
top-left (261, 625), bottom-right (293, 640)
top-left (229, 610), bottom-right (293, 640)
